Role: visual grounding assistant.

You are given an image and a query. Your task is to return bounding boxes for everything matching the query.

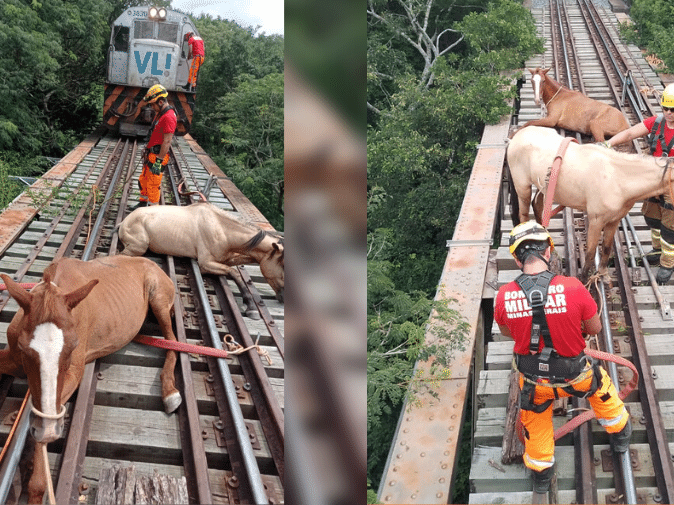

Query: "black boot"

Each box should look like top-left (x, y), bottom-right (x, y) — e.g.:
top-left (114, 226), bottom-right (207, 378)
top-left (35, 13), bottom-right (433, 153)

top-left (656, 266), bottom-right (674, 285)
top-left (130, 201), bottom-right (148, 211)
top-left (532, 465), bottom-right (555, 493)
top-left (610, 419), bottom-right (632, 453)
top-left (644, 248), bottom-right (661, 265)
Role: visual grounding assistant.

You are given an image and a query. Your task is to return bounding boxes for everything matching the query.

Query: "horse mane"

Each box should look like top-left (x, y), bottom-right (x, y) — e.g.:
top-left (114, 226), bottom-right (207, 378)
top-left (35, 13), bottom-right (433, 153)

top-left (243, 229), bottom-right (284, 251)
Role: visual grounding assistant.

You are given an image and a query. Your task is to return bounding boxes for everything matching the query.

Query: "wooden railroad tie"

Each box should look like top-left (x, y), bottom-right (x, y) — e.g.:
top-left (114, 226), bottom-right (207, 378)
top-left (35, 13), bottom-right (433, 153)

top-left (95, 465), bottom-right (188, 505)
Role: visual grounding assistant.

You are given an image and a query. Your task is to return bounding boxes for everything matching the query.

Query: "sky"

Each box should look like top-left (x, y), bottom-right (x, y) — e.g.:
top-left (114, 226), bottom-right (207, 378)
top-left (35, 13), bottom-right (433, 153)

top-left (171, 0), bottom-right (284, 36)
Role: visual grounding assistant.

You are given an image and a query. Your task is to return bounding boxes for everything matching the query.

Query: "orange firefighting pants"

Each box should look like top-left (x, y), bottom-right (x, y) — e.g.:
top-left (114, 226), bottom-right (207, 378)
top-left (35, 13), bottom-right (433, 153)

top-left (138, 153), bottom-right (168, 204)
top-left (188, 56), bottom-right (204, 86)
top-left (519, 366), bottom-right (629, 472)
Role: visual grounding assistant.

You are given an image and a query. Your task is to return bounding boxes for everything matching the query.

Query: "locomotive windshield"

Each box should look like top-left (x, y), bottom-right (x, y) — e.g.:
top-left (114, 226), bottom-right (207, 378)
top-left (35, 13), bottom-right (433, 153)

top-left (134, 20), bottom-right (179, 43)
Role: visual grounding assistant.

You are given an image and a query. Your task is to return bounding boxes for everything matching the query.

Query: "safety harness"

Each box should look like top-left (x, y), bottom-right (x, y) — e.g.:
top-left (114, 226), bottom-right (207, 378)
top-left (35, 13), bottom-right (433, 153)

top-left (647, 114), bottom-right (674, 156)
top-left (513, 271), bottom-right (603, 413)
top-left (645, 115), bottom-right (674, 209)
top-left (143, 105), bottom-right (176, 172)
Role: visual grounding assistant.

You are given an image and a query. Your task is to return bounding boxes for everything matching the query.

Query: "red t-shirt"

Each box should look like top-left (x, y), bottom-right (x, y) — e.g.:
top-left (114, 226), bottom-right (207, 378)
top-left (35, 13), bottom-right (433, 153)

top-left (643, 115), bottom-right (674, 156)
top-left (148, 108), bottom-right (177, 149)
top-left (494, 274), bottom-right (596, 357)
top-left (188, 36), bottom-right (205, 57)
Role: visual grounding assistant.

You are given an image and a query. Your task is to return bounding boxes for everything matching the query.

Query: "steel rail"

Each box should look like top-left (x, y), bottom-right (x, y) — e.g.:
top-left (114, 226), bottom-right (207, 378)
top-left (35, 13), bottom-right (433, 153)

top-left (166, 167), bottom-right (270, 504)
top-left (0, 138), bottom-right (127, 503)
top-left (55, 139), bottom-right (134, 503)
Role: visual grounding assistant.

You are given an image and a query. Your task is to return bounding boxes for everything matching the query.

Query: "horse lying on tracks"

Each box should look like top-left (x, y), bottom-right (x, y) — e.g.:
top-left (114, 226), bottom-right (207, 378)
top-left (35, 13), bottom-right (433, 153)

top-left (507, 125), bottom-right (674, 283)
top-left (519, 67), bottom-right (628, 142)
top-left (0, 255), bottom-right (181, 504)
top-left (118, 202), bottom-right (284, 318)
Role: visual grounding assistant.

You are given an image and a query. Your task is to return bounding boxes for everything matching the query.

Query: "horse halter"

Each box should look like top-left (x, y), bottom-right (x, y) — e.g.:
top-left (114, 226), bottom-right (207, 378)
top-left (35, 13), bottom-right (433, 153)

top-left (29, 399), bottom-right (67, 421)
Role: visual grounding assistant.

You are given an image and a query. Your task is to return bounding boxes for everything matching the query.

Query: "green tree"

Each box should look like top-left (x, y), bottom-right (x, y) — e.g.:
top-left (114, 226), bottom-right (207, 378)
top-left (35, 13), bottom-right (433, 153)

top-left (190, 18), bottom-right (284, 229)
top-left (208, 73), bottom-right (284, 230)
top-left (367, 228), bottom-right (468, 492)
top-left (619, 0), bottom-right (674, 72)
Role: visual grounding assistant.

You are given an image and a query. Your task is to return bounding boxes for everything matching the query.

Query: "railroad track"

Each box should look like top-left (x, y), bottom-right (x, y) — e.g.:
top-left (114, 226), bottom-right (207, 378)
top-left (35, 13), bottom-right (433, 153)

top-left (0, 132), bottom-right (284, 504)
top-left (473, 1), bottom-right (674, 504)
top-left (378, 1), bottom-right (674, 504)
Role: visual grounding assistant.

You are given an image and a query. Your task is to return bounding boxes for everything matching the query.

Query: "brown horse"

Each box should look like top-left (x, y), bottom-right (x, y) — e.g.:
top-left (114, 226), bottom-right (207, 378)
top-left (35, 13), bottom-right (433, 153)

top-left (118, 202), bottom-right (284, 317)
top-left (520, 67), bottom-right (628, 142)
top-left (508, 126), bottom-right (674, 282)
top-left (0, 256), bottom-right (181, 504)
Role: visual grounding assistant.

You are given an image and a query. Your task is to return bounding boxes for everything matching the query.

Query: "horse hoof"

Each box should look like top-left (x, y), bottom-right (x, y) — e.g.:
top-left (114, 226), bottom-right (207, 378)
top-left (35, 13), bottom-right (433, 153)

top-left (163, 392), bottom-right (182, 413)
top-left (245, 309), bottom-right (261, 320)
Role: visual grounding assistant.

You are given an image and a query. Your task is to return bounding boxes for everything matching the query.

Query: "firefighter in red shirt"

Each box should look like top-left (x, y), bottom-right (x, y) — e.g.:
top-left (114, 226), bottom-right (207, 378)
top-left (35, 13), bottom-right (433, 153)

top-left (606, 83), bottom-right (674, 284)
top-left (133, 84), bottom-right (176, 209)
top-left (184, 32), bottom-right (205, 91)
top-left (494, 222), bottom-right (631, 494)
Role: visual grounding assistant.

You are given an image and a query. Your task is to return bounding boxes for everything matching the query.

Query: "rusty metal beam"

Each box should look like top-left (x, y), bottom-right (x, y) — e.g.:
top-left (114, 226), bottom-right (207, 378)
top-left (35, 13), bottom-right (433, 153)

top-left (378, 119), bottom-right (511, 504)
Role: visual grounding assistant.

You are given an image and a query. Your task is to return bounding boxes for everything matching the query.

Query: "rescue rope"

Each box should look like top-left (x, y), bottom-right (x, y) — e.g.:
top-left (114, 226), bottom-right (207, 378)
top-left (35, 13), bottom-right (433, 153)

top-left (224, 334), bottom-right (272, 365)
top-left (544, 86), bottom-right (563, 109)
top-left (515, 347), bottom-right (639, 443)
top-left (42, 443), bottom-right (55, 505)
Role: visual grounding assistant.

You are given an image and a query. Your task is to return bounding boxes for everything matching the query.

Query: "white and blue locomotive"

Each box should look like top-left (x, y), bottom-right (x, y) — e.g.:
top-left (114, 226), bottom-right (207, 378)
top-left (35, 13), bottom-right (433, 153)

top-left (104, 6), bottom-right (200, 136)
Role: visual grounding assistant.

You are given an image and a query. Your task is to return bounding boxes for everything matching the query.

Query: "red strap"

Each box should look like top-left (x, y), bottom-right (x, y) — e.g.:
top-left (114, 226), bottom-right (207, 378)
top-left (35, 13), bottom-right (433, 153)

top-left (0, 283), bottom-right (38, 291)
top-left (134, 335), bottom-right (228, 359)
top-left (542, 136), bottom-right (578, 227)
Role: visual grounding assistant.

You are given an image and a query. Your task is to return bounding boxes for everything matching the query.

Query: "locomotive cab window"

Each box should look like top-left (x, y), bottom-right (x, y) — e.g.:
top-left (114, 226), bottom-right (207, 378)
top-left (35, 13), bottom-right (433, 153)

top-left (113, 26), bottom-right (129, 52)
top-left (158, 23), bottom-right (179, 43)
top-left (134, 20), bottom-right (154, 40)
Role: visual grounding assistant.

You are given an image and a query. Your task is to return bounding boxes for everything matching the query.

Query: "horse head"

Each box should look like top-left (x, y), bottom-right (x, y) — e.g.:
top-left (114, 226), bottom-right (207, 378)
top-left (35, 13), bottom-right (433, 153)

top-left (0, 269), bottom-right (98, 443)
top-left (259, 236), bottom-right (284, 303)
top-left (528, 67), bottom-right (551, 106)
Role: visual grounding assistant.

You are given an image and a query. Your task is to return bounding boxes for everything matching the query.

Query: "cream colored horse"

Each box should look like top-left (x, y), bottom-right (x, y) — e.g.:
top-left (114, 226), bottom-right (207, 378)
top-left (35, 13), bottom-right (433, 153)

top-left (508, 126), bottom-right (674, 282)
top-left (0, 256), bottom-right (180, 504)
top-left (118, 202), bottom-right (284, 317)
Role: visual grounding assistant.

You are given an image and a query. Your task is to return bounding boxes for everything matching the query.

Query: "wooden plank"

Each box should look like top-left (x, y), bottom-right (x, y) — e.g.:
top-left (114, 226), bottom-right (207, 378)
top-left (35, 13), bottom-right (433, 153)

top-left (501, 370), bottom-right (524, 464)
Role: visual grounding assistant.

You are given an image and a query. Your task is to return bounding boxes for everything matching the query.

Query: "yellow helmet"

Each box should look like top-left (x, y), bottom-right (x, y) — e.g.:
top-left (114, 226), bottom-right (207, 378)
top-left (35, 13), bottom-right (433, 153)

top-left (661, 84), bottom-right (674, 108)
top-left (509, 221), bottom-right (554, 261)
top-left (143, 84), bottom-right (168, 104)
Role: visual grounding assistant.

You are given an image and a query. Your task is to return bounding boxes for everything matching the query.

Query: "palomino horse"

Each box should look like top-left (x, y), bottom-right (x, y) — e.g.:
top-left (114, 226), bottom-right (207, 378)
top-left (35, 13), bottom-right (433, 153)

top-left (0, 255), bottom-right (181, 504)
top-left (508, 126), bottom-right (674, 282)
top-left (118, 202), bottom-right (284, 318)
top-left (520, 67), bottom-right (628, 142)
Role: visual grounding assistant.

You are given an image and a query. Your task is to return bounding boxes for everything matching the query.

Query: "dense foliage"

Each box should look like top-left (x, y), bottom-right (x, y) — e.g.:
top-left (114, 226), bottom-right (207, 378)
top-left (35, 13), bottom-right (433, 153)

top-left (619, 0), bottom-right (674, 72)
top-left (0, 0), bottom-right (284, 229)
top-left (367, 0), bottom-right (544, 501)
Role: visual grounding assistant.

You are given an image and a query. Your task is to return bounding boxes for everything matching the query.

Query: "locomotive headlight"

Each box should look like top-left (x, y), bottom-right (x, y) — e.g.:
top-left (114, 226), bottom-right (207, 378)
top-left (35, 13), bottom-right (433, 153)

top-left (149, 6), bottom-right (158, 18)
top-left (158, 8), bottom-right (167, 19)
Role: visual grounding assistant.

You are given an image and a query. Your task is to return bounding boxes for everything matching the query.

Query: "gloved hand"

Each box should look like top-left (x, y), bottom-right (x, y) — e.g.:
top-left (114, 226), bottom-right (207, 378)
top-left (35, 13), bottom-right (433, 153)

top-left (595, 140), bottom-right (612, 149)
top-left (150, 159), bottom-right (162, 175)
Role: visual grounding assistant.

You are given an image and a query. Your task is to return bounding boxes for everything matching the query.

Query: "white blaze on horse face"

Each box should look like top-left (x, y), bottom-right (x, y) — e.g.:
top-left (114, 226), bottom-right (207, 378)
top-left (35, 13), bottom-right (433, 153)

top-left (532, 74), bottom-right (542, 105)
top-left (29, 323), bottom-right (64, 416)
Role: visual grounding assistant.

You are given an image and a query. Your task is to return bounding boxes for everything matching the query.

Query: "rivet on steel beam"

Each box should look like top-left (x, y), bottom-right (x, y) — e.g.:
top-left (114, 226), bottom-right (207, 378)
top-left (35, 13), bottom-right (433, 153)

top-left (389, 480), bottom-right (396, 486)
top-left (420, 452), bottom-right (425, 457)
top-left (392, 467), bottom-right (397, 472)
top-left (384, 496), bottom-right (391, 502)
top-left (410, 494), bottom-right (416, 499)
top-left (441, 464), bottom-right (448, 469)
top-left (396, 454), bottom-right (402, 459)
top-left (403, 428), bottom-right (409, 433)
top-left (439, 477), bottom-right (445, 483)
top-left (444, 451), bottom-right (450, 456)
top-left (400, 441), bottom-right (406, 446)
top-left (436, 492), bottom-right (443, 498)
top-left (448, 426), bottom-right (454, 431)
top-left (429, 415), bottom-right (434, 420)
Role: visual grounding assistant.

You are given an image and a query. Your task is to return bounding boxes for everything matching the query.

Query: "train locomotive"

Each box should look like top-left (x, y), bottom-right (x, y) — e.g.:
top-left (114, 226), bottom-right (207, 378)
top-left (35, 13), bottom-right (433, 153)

top-left (103, 6), bottom-right (200, 136)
